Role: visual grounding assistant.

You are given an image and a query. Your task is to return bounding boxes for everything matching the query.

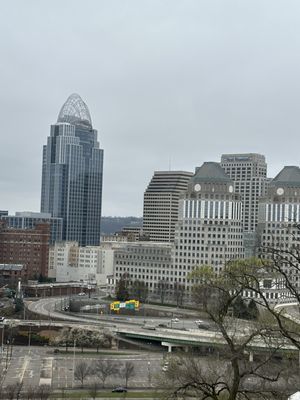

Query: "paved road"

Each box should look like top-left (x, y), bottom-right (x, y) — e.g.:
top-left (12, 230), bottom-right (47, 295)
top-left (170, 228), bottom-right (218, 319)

top-left (26, 297), bottom-right (213, 331)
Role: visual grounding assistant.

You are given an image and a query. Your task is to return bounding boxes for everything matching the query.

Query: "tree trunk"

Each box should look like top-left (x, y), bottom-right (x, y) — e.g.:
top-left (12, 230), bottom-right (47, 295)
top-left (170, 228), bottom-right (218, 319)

top-left (228, 358), bottom-right (240, 400)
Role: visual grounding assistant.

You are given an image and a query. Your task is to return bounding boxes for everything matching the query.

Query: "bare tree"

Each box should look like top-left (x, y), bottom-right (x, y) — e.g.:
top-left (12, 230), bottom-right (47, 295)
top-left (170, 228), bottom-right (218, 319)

top-left (5, 384), bottom-right (17, 400)
top-left (88, 382), bottom-right (99, 400)
top-left (225, 254), bottom-right (300, 352)
top-left (159, 353), bottom-right (293, 400)
top-left (60, 387), bottom-right (65, 400)
top-left (22, 386), bottom-right (36, 400)
top-left (119, 361), bottom-right (135, 387)
top-left (173, 282), bottom-right (185, 307)
top-left (91, 359), bottom-right (120, 388)
top-left (130, 279), bottom-right (148, 302)
top-left (157, 260), bottom-right (293, 400)
top-left (15, 382), bottom-right (23, 400)
top-left (0, 386), bottom-right (5, 400)
top-left (36, 384), bottom-right (51, 400)
top-left (157, 280), bottom-right (169, 305)
top-left (74, 360), bottom-right (92, 387)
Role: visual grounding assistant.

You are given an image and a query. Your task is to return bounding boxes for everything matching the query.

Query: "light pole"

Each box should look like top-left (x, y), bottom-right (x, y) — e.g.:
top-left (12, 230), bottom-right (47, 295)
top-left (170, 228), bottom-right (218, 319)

top-left (28, 325), bottom-right (31, 354)
top-left (147, 361), bottom-right (151, 385)
top-left (72, 339), bottom-right (76, 388)
top-left (0, 323), bottom-right (4, 365)
top-left (5, 339), bottom-right (9, 370)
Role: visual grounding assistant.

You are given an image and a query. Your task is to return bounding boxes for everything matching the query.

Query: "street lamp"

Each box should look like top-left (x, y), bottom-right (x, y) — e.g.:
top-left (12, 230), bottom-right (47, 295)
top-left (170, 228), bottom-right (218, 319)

top-left (147, 361), bottom-right (151, 385)
top-left (28, 325), bottom-right (32, 354)
top-left (0, 323), bottom-right (4, 363)
top-left (72, 339), bottom-right (76, 388)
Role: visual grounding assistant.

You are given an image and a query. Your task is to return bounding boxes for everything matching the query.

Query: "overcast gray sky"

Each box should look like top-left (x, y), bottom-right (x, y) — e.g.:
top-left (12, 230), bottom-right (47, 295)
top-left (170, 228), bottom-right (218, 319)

top-left (1, 0), bottom-right (300, 216)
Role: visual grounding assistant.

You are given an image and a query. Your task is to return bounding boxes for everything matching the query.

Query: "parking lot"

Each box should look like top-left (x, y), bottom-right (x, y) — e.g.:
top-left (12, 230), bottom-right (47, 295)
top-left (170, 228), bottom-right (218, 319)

top-left (0, 346), bottom-right (163, 390)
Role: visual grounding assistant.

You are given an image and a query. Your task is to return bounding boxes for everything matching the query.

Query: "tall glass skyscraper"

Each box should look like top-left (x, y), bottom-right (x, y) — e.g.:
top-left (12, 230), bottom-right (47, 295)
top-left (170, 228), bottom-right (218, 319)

top-left (41, 94), bottom-right (104, 246)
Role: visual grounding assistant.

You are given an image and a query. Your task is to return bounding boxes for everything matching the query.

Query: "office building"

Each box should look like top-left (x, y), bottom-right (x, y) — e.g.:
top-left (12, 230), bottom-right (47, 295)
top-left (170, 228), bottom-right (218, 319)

top-left (113, 241), bottom-right (173, 286)
top-left (41, 93), bottom-right (104, 246)
top-left (143, 171), bottom-right (193, 242)
top-left (1, 211), bottom-right (62, 244)
top-left (0, 221), bottom-right (50, 280)
top-left (49, 241), bottom-right (116, 286)
top-left (174, 162), bottom-right (244, 292)
top-left (221, 153), bottom-right (267, 233)
top-left (258, 166), bottom-right (300, 301)
top-left (0, 264), bottom-right (25, 284)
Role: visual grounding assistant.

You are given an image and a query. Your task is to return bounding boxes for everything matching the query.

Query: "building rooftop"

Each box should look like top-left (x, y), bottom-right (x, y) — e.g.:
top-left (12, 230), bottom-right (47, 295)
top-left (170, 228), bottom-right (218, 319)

top-left (221, 153), bottom-right (266, 163)
top-left (271, 166), bottom-right (300, 187)
top-left (57, 93), bottom-right (92, 128)
top-left (192, 162), bottom-right (232, 183)
top-left (0, 264), bottom-right (23, 271)
top-left (146, 170), bottom-right (193, 193)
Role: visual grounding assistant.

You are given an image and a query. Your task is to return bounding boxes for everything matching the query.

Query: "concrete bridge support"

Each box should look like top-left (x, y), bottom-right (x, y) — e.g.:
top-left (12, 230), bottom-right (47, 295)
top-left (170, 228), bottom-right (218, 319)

top-left (161, 341), bottom-right (186, 352)
top-left (249, 351), bottom-right (254, 362)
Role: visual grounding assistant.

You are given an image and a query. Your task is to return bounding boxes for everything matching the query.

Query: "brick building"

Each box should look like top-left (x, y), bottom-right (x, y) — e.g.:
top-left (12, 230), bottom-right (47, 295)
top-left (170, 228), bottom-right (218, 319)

top-left (0, 264), bottom-right (25, 284)
top-left (0, 221), bottom-right (50, 280)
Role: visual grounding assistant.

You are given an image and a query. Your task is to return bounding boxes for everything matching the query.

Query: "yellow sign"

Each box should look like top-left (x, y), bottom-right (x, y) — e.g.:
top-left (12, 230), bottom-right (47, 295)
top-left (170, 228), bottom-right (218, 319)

top-left (110, 299), bottom-right (140, 311)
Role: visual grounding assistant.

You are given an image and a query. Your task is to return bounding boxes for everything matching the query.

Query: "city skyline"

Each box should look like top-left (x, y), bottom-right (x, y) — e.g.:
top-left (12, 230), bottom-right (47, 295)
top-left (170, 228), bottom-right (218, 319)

top-left (2, 1), bottom-right (300, 216)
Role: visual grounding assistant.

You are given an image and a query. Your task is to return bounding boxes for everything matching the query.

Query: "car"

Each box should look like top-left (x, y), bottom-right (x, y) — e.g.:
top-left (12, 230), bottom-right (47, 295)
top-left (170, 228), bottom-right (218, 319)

top-left (78, 292), bottom-right (86, 296)
top-left (195, 319), bottom-right (204, 324)
top-left (0, 317), bottom-right (5, 322)
top-left (112, 387), bottom-right (127, 393)
top-left (142, 325), bottom-right (156, 330)
top-left (171, 318), bottom-right (179, 323)
top-left (197, 323), bottom-right (210, 330)
top-left (162, 365), bottom-right (168, 372)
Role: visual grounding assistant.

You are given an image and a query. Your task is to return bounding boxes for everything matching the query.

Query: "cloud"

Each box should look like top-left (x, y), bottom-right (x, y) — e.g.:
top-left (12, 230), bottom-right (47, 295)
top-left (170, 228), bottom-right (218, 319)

top-left (1, 0), bottom-right (300, 215)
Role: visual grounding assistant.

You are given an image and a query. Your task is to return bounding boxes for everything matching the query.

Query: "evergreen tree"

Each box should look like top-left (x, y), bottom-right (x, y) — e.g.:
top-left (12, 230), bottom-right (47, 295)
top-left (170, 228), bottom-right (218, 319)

top-left (247, 298), bottom-right (259, 320)
top-left (115, 274), bottom-right (130, 301)
top-left (233, 295), bottom-right (249, 319)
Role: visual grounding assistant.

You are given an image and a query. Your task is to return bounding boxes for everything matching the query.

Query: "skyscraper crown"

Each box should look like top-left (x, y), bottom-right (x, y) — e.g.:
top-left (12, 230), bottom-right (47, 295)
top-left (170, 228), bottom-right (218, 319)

top-left (57, 93), bottom-right (92, 128)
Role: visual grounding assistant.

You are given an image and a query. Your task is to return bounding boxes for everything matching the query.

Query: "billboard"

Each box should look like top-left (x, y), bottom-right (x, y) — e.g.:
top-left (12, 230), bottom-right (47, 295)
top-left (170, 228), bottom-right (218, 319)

top-left (110, 299), bottom-right (140, 311)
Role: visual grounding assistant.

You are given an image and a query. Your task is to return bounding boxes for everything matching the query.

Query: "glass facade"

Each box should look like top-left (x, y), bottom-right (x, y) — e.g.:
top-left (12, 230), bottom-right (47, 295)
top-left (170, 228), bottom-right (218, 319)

top-left (1, 212), bottom-right (62, 245)
top-left (41, 94), bottom-right (104, 246)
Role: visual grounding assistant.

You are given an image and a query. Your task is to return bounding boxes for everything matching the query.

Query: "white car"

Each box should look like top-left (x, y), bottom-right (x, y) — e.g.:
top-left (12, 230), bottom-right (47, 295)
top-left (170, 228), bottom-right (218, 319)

top-left (78, 292), bottom-right (86, 296)
top-left (195, 319), bottom-right (203, 324)
top-left (162, 365), bottom-right (168, 372)
top-left (171, 318), bottom-right (179, 323)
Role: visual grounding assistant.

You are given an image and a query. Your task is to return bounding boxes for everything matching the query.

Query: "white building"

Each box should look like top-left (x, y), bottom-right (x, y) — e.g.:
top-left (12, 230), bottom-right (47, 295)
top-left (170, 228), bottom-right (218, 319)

top-left (109, 241), bottom-right (173, 296)
top-left (48, 241), bottom-right (78, 281)
top-left (49, 239), bottom-right (126, 287)
top-left (174, 162), bottom-right (244, 295)
top-left (108, 163), bottom-right (244, 300)
top-left (143, 170), bottom-right (193, 242)
top-left (49, 242), bottom-right (99, 284)
top-left (257, 166), bottom-right (300, 302)
top-left (221, 153), bottom-right (268, 233)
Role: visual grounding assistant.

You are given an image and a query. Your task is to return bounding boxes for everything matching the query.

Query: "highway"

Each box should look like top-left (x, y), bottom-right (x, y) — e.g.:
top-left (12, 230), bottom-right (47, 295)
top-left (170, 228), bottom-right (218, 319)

top-left (26, 296), bottom-right (212, 331)
top-left (24, 297), bottom-right (298, 355)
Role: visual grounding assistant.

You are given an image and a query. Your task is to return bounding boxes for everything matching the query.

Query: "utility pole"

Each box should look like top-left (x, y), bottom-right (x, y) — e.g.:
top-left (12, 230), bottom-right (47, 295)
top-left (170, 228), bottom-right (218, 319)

top-left (72, 339), bottom-right (76, 388)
